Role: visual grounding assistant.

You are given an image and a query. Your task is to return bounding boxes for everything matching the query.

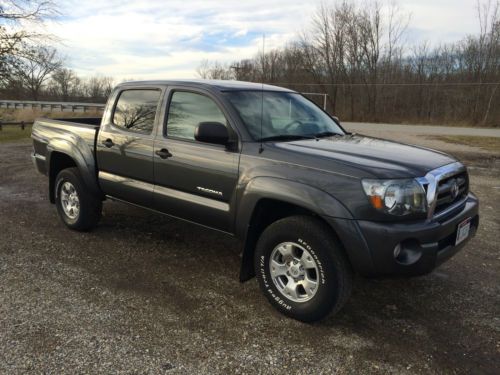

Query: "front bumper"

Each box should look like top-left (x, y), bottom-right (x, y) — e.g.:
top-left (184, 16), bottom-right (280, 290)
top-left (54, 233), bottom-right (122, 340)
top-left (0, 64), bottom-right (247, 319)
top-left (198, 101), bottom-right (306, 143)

top-left (327, 193), bottom-right (479, 277)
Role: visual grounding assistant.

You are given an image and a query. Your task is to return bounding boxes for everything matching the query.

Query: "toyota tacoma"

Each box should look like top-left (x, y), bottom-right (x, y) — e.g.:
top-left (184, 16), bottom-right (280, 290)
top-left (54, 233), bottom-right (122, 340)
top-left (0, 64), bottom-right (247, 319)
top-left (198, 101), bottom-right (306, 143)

top-left (31, 80), bottom-right (479, 322)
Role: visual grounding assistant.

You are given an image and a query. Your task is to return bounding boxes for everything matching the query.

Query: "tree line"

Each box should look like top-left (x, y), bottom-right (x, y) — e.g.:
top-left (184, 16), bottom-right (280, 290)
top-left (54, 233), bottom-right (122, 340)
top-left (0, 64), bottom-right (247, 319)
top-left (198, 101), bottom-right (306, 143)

top-left (198, 1), bottom-right (500, 126)
top-left (0, 0), bottom-right (113, 103)
top-left (1, 0), bottom-right (498, 125)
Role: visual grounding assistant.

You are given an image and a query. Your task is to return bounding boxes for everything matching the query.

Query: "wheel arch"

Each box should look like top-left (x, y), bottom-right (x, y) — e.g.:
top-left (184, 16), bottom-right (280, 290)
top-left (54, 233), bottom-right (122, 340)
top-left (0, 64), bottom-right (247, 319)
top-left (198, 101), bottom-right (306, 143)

top-left (47, 139), bottom-right (101, 203)
top-left (236, 177), bottom-right (353, 282)
top-left (48, 152), bottom-right (77, 203)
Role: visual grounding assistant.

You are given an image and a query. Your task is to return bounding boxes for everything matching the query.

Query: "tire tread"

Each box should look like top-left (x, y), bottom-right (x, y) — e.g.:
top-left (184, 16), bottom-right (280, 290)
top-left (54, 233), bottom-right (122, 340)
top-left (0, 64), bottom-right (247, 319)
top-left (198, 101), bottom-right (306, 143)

top-left (55, 167), bottom-right (101, 231)
top-left (255, 215), bottom-right (353, 322)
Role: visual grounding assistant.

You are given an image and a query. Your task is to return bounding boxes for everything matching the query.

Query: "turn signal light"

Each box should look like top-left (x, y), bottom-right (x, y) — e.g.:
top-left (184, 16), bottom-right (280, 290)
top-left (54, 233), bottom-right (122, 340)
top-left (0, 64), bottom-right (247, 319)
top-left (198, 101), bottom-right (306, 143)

top-left (370, 195), bottom-right (383, 209)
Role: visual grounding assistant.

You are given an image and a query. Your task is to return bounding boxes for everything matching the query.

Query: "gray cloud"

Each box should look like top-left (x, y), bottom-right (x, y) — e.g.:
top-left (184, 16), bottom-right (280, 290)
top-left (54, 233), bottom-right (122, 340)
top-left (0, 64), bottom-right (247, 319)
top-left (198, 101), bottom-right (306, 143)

top-left (39, 0), bottom-right (480, 80)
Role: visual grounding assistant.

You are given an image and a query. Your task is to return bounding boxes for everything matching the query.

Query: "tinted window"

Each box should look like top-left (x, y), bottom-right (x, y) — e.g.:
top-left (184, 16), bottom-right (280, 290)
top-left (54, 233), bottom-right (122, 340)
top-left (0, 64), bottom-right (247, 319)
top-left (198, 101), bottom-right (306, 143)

top-left (166, 91), bottom-right (227, 140)
top-left (225, 91), bottom-right (344, 140)
top-left (113, 90), bottom-right (160, 134)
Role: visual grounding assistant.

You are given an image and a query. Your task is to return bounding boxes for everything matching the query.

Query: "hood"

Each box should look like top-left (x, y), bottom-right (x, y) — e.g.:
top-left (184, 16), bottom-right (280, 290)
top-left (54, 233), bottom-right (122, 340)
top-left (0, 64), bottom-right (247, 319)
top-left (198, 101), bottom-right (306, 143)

top-left (272, 134), bottom-right (456, 178)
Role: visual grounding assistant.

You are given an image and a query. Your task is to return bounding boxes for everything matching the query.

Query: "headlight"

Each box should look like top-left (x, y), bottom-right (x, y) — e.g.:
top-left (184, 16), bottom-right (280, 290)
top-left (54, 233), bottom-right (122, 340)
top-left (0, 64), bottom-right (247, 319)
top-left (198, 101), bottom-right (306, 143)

top-left (362, 179), bottom-right (427, 216)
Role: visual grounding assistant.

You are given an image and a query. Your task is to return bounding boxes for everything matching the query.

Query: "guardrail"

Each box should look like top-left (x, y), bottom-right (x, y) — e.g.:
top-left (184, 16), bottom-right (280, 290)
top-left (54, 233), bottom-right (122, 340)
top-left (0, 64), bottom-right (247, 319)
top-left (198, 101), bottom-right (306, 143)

top-left (0, 100), bottom-right (105, 113)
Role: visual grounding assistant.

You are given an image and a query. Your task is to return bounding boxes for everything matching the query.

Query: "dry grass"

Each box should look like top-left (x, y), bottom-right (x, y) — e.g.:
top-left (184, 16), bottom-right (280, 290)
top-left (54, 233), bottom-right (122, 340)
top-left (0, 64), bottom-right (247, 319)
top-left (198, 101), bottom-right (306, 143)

top-left (0, 108), bottom-right (101, 123)
top-left (427, 135), bottom-right (500, 153)
top-left (0, 125), bottom-right (33, 143)
top-left (0, 108), bottom-right (102, 143)
top-left (399, 120), bottom-right (498, 128)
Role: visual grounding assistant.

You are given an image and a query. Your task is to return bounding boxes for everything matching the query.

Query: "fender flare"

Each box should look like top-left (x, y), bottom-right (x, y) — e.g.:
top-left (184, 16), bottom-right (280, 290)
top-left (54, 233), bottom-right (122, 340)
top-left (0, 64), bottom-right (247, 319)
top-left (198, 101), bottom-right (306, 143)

top-left (235, 177), bottom-right (354, 281)
top-left (46, 137), bottom-right (101, 199)
top-left (235, 176), bottom-right (353, 239)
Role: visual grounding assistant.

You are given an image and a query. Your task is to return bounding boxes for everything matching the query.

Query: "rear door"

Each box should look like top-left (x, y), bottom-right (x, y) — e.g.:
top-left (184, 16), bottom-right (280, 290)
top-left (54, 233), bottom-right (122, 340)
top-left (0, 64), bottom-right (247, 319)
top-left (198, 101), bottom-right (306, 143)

top-left (96, 87), bottom-right (162, 207)
top-left (153, 87), bottom-right (240, 232)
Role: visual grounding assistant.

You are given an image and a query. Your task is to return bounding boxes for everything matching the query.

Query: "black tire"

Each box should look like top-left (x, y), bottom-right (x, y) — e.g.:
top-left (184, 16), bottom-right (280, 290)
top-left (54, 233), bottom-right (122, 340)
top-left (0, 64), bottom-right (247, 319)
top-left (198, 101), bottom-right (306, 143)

top-left (254, 215), bottom-right (352, 322)
top-left (55, 167), bottom-right (102, 231)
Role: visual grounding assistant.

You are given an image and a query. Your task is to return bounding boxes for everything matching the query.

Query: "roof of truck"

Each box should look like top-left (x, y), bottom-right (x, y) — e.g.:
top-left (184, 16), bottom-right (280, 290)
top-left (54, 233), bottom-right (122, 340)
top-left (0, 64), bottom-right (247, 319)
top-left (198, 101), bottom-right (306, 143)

top-left (118, 79), bottom-right (295, 92)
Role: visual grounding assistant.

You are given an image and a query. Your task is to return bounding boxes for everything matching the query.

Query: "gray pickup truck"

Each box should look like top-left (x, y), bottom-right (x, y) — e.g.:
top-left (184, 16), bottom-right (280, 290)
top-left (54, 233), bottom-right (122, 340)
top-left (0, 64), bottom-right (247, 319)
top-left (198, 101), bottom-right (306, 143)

top-left (31, 80), bottom-right (479, 322)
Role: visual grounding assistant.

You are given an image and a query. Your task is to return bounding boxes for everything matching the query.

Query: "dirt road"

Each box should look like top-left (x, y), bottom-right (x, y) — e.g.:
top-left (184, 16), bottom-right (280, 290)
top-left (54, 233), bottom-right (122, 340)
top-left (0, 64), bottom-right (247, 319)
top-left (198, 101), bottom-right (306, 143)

top-left (0, 135), bottom-right (499, 374)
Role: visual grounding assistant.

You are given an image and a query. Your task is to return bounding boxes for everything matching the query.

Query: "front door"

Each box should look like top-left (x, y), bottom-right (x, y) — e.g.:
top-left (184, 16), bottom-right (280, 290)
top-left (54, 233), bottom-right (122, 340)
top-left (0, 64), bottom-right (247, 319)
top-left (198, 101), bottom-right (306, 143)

top-left (96, 88), bottom-right (162, 207)
top-left (153, 89), bottom-right (240, 232)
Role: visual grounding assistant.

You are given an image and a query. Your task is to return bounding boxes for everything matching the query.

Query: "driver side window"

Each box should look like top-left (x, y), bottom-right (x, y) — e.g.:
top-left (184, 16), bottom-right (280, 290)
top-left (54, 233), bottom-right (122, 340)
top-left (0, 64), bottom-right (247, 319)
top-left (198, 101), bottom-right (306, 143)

top-left (166, 91), bottom-right (227, 141)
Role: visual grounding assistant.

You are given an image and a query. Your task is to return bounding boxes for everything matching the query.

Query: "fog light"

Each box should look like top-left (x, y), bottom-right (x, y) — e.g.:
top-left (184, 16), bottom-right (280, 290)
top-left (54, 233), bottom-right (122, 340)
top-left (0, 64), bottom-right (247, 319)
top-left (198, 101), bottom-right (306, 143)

top-left (394, 239), bottom-right (423, 265)
top-left (393, 243), bottom-right (402, 259)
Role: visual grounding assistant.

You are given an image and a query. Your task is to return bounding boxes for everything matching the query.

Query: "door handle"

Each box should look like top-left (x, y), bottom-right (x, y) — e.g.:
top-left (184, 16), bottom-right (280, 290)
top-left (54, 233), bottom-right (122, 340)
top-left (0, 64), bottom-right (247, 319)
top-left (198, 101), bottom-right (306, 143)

top-left (155, 148), bottom-right (173, 159)
top-left (102, 138), bottom-right (114, 148)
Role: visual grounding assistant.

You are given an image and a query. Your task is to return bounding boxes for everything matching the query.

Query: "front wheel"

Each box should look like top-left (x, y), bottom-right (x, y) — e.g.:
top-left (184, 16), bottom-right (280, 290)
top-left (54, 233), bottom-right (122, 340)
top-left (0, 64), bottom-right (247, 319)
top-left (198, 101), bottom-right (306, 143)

top-left (55, 167), bottom-right (102, 231)
top-left (254, 216), bottom-right (352, 322)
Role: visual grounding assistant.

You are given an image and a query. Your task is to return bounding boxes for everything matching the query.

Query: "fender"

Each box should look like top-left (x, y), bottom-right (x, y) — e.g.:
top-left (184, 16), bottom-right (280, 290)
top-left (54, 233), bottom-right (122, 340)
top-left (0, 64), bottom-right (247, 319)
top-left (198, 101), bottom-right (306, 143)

top-left (235, 176), bottom-right (353, 239)
top-left (46, 136), bottom-right (101, 197)
top-left (235, 177), bottom-right (355, 282)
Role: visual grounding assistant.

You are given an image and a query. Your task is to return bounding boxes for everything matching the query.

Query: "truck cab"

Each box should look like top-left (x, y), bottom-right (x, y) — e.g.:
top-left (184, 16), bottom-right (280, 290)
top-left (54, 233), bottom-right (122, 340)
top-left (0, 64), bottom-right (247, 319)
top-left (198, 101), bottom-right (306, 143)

top-left (31, 80), bottom-right (479, 322)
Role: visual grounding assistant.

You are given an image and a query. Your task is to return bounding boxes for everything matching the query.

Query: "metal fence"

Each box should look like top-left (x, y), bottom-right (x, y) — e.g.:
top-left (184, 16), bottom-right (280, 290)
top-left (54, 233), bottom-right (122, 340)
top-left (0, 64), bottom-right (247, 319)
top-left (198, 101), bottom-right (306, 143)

top-left (0, 100), bottom-right (105, 113)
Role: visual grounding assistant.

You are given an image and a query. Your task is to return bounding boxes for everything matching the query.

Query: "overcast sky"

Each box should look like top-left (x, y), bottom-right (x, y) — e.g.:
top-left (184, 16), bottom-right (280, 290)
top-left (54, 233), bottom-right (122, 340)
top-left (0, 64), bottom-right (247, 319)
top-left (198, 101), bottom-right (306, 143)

top-left (38, 0), bottom-right (480, 80)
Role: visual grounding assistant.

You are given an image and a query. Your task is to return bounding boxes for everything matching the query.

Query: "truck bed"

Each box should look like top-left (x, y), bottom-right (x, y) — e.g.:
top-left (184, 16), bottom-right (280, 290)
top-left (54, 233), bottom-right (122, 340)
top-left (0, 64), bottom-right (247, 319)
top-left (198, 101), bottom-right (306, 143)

top-left (31, 117), bottom-right (102, 177)
top-left (52, 117), bottom-right (102, 126)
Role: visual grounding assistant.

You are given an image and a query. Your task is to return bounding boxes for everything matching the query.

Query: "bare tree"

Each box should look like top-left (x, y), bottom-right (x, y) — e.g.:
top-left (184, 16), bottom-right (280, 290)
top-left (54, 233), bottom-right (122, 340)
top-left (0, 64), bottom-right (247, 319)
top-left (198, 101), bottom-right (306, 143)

top-left (0, 0), bottom-right (497, 126)
top-left (196, 59), bottom-right (234, 80)
top-left (10, 45), bottom-right (62, 100)
top-left (195, 59), bottom-right (212, 79)
top-left (300, 2), bottom-right (352, 113)
top-left (230, 59), bottom-right (258, 81)
top-left (49, 68), bottom-right (80, 101)
top-left (475, 0), bottom-right (499, 124)
top-left (1, 1), bottom-right (57, 84)
top-left (0, 1), bottom-right (56, 53)
top-left (384, 1), bottom-right (410, 70)
top-left (84, 76), bottom-right (114, 102)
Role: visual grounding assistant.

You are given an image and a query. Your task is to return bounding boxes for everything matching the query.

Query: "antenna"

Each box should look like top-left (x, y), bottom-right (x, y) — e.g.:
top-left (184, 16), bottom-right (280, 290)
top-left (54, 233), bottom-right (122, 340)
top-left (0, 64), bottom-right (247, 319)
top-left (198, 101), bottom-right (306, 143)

top-left (258, 34), bottom-right (265, 154)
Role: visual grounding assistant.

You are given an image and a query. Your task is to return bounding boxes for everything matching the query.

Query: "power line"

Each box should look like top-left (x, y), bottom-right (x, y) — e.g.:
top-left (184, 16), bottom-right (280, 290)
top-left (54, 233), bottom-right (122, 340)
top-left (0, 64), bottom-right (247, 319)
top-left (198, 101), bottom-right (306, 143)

top-left (271, 82), bottom-right (500, 87)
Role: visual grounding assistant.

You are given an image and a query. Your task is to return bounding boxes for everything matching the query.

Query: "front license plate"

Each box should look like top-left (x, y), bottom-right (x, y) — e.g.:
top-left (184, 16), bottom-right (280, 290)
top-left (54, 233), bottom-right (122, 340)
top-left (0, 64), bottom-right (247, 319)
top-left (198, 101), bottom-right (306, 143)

top-left (456, 218), bottom-right (471, 245)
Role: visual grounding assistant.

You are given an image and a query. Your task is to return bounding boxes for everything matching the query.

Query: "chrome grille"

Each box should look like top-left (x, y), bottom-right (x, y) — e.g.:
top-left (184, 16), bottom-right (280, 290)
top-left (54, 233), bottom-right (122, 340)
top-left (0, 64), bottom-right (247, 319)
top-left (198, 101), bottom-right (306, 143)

top-left (416, 162), bottom-right (469, 220)
top-left (434, 172), bottom-right (468, 215)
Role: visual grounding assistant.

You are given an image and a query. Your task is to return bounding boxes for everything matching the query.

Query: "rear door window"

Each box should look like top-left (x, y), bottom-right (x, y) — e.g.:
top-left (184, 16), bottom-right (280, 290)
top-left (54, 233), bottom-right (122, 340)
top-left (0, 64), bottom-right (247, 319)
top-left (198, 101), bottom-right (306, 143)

top-left (113, 89), bottom-right (161, 134)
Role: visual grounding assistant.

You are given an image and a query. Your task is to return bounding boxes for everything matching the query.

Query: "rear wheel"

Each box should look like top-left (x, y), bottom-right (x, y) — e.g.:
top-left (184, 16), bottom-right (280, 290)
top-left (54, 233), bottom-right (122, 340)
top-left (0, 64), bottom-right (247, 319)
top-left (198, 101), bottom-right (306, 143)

top-left (55, 167), bottom-right (102, 231)
top-left (254, 215), bottom-right (352, 322)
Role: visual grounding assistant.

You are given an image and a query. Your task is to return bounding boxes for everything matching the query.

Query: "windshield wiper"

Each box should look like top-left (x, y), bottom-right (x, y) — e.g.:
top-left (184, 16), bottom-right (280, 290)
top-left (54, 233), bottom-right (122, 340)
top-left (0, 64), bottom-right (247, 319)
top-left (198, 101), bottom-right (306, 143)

top-left (258, 134), bottom-right (316, 142)
top-left (313, 131), bottom-right (343, 138)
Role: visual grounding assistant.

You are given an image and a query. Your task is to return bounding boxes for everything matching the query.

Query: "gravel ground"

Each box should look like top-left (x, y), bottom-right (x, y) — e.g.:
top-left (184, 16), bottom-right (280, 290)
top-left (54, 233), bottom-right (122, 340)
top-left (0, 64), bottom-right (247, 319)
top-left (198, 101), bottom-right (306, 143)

top-left (0, 132), bottom-right (499, 374)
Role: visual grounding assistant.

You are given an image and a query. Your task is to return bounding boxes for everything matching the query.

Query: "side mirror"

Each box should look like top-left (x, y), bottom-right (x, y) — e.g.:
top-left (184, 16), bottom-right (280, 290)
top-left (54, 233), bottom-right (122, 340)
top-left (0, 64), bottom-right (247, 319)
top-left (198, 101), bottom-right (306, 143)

top-left (332, 116), bottom-right (340, 123)
top-left (194, 122), bottom-right (229, 145)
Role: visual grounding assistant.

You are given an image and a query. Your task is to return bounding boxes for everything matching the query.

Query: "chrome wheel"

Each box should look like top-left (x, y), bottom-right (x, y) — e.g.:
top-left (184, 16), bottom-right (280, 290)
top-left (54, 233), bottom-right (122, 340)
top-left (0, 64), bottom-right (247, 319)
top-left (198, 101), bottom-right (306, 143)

top-left (60, 181), bottom-right (80, 220)
top-left (269, 242), bottom-right (319, 303)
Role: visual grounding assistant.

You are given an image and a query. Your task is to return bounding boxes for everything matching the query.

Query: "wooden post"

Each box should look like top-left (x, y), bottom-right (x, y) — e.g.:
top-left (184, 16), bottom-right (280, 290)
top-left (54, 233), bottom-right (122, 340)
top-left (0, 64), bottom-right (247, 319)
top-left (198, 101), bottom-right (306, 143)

top-left (21, 121), bottom-right (25, 130)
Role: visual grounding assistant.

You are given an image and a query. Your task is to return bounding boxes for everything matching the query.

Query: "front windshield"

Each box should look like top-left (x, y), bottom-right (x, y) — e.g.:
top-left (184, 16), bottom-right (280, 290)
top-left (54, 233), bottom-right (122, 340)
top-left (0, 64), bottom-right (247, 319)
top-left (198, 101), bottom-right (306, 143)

top-left (225, 91), bottom-right (344, 141)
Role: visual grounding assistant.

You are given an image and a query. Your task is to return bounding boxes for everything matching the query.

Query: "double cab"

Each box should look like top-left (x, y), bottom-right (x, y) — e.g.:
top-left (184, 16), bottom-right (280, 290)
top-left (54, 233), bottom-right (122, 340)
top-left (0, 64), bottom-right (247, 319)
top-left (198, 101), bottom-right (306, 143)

top-left (31, 80), bottom-right (479, 322)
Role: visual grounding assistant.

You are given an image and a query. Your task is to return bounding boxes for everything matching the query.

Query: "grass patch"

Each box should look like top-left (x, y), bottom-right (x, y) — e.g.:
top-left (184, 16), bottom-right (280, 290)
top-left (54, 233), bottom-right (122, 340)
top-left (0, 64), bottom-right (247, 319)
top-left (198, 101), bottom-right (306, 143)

top-left (0, 125), bottom-right (32, 143)
top-left (0, 107), bottom-right (102, 143)
top-left (427, 135), bottom-right (500, 153)
top-left (0, 107), bottom-right (101, 123)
